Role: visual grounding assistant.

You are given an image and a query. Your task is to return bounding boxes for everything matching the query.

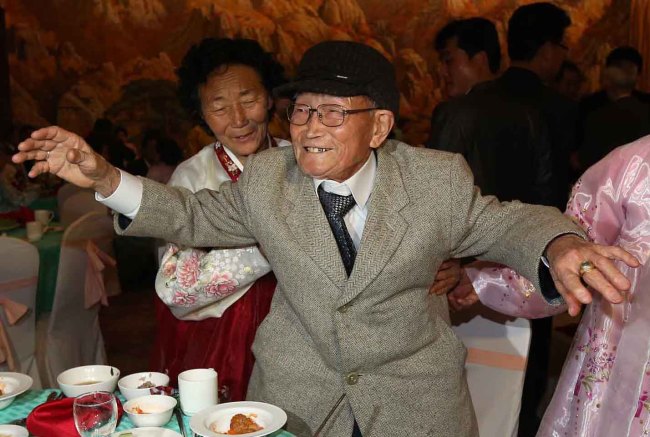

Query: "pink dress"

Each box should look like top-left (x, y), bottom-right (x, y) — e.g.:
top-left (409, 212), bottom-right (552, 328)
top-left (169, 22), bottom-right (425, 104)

top-left (465, 135), bottom-right (650, 436)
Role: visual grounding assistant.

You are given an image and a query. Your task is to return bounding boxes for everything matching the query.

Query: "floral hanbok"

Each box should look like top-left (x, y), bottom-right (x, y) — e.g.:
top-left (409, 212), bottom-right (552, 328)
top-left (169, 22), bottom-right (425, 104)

top-left (152, 138), bottom-right (289, 402)
top-left (464, 135), bottom-right (650, 436)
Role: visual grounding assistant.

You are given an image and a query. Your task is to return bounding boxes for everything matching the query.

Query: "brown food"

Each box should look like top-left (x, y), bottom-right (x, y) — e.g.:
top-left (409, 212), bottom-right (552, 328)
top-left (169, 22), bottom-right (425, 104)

top-left (226, 414), bottom-right (263, 434)
top-left (137, 380), bottom-right (155, 389)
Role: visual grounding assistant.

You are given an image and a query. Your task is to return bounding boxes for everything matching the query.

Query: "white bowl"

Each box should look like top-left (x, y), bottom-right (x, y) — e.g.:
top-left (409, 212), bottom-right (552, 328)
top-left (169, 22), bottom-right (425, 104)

top-left (123, 395), bottom-right (177, 428)
top-left (0, 424), bottom-right (29, 437)
top-left (0, 373), bottom-right (33, 409)
top-left (112, 427), bottom-right (181, 437)
top-left (57, 365), bottom-right (120, 398)
top-left (118, 372), bottom-right (170, 401)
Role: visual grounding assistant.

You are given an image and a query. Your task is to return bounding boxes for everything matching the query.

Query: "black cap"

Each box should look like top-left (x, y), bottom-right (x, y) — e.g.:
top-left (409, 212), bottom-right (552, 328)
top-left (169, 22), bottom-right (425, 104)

top-left (274, 41), bottom-right (400, 116)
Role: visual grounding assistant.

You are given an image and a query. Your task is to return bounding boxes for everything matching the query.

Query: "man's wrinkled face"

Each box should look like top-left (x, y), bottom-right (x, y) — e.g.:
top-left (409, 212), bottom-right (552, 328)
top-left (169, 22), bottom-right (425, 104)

top-left (438, 37), bottom-right (483, 98)
top-left (290, 93), bottom-right (380, 182)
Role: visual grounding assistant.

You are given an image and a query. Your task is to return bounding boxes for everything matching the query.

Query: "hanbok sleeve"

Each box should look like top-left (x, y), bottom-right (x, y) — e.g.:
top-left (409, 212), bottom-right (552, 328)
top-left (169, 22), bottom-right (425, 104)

top-left (155, 243), bottom-right (271, 320)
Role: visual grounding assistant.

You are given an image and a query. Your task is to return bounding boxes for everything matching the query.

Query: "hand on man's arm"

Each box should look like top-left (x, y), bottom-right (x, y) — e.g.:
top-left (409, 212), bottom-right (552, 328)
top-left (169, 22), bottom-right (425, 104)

top-left (12, 126), bottom-right (121, 197)
top-left (544, 234), bottom-right (640, 316)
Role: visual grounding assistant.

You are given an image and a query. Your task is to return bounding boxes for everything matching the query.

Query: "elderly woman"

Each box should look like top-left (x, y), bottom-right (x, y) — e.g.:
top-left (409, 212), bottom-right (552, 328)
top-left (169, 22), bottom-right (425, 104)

top-left (450, 135), bottom-right (650, 436)
top-left (153, 38), bottom-right (288, 401)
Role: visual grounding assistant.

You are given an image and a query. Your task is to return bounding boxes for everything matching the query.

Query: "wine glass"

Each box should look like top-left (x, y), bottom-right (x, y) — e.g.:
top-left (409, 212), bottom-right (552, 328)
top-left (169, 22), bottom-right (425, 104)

top-left (73, 391), bottom-right (118, 437)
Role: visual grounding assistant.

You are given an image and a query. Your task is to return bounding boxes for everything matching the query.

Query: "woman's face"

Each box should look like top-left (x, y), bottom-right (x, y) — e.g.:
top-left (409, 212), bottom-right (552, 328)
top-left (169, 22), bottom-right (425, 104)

top-left (198, 64), bottom-right (272, 160)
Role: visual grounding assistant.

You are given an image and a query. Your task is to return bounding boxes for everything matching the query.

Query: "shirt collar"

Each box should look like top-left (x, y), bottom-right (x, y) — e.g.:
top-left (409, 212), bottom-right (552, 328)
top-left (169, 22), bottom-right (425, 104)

top-left (221, 144), bottom-right (244, 172)
top-left (313, 152), bottom-right (376, 208)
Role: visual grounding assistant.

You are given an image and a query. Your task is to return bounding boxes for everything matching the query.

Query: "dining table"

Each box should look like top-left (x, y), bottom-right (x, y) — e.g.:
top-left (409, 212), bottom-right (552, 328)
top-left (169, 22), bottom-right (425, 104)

top-left (0, 389), bottom-right (296, 436)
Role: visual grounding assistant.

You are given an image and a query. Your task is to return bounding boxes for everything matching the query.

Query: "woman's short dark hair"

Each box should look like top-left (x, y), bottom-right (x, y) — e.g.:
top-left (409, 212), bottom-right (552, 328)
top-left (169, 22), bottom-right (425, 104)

top-left (176, 38), bottom-right (286, 126)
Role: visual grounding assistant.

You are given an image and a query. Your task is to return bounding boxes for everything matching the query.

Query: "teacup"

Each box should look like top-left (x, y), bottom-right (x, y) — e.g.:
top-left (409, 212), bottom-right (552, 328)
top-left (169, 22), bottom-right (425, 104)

top-left (25, 221), bottom-right (42, 242)
top-left (34, 210), bottom-right (54, 227)
top-left (178, 368), bottom-right (218, 416)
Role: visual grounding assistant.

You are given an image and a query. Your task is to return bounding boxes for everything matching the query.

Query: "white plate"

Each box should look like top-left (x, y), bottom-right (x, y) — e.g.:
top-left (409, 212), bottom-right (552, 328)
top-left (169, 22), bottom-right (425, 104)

top-left (190, 401), bottom-right (287, 437)
top-left (112, 427), bottom-right (182, 437)
top-left (0, 373), bottom-right (33, 409)
top-left (0, 424), bottom-right (29, 437)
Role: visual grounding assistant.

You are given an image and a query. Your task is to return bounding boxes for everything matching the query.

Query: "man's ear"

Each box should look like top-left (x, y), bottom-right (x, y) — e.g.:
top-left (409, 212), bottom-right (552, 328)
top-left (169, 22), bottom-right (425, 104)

top-left (370, 110), bottom-right (395, 149)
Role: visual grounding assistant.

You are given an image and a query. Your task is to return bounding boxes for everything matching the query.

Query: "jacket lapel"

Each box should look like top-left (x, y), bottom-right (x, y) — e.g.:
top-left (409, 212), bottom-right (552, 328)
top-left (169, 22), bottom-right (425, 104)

top-left (285, 167), bottom-right (349, 288)
top-left (339, 146), bottom-right (409, 305)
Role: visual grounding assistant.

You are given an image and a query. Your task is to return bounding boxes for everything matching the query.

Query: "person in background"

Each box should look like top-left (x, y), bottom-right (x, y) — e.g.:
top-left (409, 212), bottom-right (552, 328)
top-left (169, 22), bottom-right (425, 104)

top-left (144, 137), bottom-right (183, 184)
top-left (115, 126), bottom-right (140, 159)
top-left (427, 4), bottom-right (576, 435)
top-left (86, 118), bottom-right (134, 168)
top-left (577, 47), bottom-right (650, 171)
top-left (425, 17), bottom-right (502, 293)
top-left (554, 61), bottom-right (585, 101)
top-left (449, 134), bottom-right (650, 437)
top-left (151, 37), bottom-right (289, 402)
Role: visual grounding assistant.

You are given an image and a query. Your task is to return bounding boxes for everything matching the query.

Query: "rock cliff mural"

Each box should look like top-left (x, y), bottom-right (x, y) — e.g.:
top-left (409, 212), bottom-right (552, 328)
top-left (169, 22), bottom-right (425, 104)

top-left (2, 0), bottom-right (639, 148)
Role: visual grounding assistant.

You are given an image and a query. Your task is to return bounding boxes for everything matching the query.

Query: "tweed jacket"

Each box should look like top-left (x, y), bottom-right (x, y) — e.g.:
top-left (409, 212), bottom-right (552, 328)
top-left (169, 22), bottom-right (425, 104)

top-left (117, 140), bottom-right (580, 437)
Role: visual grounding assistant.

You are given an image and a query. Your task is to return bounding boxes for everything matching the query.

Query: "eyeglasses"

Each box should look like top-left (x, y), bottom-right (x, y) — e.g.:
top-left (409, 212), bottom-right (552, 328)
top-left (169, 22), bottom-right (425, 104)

top-left (287, 103), bottom-right (377, 127)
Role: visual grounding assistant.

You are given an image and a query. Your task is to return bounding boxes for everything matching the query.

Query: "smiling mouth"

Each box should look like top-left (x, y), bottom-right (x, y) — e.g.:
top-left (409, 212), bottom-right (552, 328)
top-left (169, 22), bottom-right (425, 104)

top-left (305, 147), bottom-right (329, 153)
top-left (234, 132), bottom-right (254, 140)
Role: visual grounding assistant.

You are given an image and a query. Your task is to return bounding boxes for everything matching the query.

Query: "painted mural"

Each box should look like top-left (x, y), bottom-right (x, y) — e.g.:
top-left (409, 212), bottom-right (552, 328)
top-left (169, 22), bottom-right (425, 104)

top-left (2, 0), bottom-right (640, 149)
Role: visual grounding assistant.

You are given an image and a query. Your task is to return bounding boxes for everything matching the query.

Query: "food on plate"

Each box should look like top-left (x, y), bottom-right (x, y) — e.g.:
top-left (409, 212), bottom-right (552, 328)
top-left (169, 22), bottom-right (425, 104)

top-left (0, 433), bottom-right (12, 437)
top-left (0, 381), bottom-right (4, 395)
top-left (211, 413), bottom-right (263, 435)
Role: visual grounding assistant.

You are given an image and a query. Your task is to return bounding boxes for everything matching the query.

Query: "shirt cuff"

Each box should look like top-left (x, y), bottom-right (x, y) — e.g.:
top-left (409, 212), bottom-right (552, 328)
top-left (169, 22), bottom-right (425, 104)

top-left (95, 170), bottom-right (143, 219)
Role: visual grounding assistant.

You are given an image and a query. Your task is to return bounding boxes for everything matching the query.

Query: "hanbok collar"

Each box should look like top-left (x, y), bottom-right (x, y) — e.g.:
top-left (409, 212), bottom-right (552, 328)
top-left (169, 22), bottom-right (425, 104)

top-left (214, 135), bottom-right (278, 182)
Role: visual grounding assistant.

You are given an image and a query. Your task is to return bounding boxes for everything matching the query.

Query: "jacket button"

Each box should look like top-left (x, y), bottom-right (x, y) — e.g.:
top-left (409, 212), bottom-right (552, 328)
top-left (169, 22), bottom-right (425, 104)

top-left (346, 373), bottom-right (360, 385)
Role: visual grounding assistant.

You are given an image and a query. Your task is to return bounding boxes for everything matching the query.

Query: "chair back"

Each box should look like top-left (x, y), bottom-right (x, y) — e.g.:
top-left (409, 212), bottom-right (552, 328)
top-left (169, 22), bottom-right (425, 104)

top-left (59, 189), bottom-right (108, 227)
top-left (45, 212), bottom-right (118, 384)
top-left (0, 237), bottom-right (41, 388)
top-left (452, 307), bottom-right (531, 437)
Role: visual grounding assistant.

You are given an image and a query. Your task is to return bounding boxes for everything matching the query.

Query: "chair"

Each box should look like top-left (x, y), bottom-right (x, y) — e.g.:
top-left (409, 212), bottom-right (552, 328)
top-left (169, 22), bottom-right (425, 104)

top-left (41, 212), bottom-right (120, 386)
top-left (0, 237), bottom-right (42, 388)
top-left (452, 306), bottom-right (531, 437)
top-left (59, 189), bottom-right (108, 227)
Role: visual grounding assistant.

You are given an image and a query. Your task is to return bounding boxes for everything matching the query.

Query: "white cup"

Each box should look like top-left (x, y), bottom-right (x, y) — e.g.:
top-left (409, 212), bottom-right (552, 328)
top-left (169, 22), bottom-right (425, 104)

top-left (34, 210), bottom-right (54, 227)
top-left (26, 221), bottom-right (43, 242)
top-left (178, 368), bottom-right (218, 416)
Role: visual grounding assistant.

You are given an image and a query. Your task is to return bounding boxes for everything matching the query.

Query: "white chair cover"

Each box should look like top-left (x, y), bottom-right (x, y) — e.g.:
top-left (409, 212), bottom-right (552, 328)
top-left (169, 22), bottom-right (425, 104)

top-left (0, 237), bottom-right (41, 388)
top-left (452, 306), bottom-right (531, 437)
top-left (59, 190), bottom-right (108, 227)
top-left (42, 212), bottom-right (119, 386)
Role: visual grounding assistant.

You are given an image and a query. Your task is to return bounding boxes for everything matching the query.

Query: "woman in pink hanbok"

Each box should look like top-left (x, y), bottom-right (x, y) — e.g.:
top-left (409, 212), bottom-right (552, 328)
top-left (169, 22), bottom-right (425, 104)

top-left (450, 135), bottom-right (650, 436)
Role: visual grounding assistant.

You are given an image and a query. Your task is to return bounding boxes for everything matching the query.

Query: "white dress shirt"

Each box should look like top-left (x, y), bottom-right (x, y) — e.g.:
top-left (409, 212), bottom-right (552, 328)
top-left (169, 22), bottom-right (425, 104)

top-left (98, 151), bottom-right (377, 250)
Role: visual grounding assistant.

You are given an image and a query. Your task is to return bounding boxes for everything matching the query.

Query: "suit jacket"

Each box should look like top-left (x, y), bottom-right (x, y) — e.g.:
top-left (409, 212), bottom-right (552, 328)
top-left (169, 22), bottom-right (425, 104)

top-left (427, 68), bottom-right (577, 209)
top-left (117, 141), bottom-right (581, 436)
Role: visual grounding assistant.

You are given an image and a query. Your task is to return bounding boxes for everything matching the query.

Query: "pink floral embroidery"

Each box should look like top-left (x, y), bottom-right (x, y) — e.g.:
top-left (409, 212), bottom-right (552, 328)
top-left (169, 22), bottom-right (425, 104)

top-left (177, 253), bottom-right (200, 288)
top-left (162, 261), bottom-right (176, 277)
top-left (573, 328), bottom-right (616, 398)
top-left (204, 272), bottom-right (239, 298)
top-left (172, 290), bottom-right (197, 306)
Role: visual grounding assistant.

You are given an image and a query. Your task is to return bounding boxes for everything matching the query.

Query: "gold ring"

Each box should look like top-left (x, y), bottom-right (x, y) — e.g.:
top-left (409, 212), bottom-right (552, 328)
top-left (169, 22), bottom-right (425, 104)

top-left (578, 260), bottom-right (596, 276)
top-left (46, 150), bottom-right (50, 160)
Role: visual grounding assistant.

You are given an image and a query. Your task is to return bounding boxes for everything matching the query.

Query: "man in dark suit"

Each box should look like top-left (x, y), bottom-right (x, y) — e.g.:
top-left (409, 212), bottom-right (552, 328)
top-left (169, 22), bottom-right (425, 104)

top-left (577, 46), bottom-right (650, 171)
top-left (427, 3), bottom-right (578, 435)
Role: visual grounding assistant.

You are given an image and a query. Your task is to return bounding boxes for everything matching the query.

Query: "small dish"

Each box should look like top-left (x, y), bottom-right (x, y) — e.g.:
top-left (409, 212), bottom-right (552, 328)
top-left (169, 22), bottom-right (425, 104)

top-left (123, 395), bottom-right (177, 428)
top-left (112, 427), bottom-right (181, 437)
top-left (189, 401), bottom-right (287, 437)
top-left (0, 424), bottom-right (29, 437)
top-left (118, 372), bottom-right (170, 401)
top-left (57, 365), bottom-right (120, 398)
top-left (0, 373), bottom-right (33, 409)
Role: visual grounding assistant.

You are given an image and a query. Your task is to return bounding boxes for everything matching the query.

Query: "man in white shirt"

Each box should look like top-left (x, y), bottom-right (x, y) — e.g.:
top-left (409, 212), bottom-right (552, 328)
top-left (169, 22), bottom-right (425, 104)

top-left (14, 41), bottom-right (638, 437)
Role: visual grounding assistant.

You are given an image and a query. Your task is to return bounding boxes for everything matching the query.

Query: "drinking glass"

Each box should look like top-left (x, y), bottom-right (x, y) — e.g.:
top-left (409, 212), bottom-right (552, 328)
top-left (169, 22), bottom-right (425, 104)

top-left (73, 391), bottom-right (118, 437)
